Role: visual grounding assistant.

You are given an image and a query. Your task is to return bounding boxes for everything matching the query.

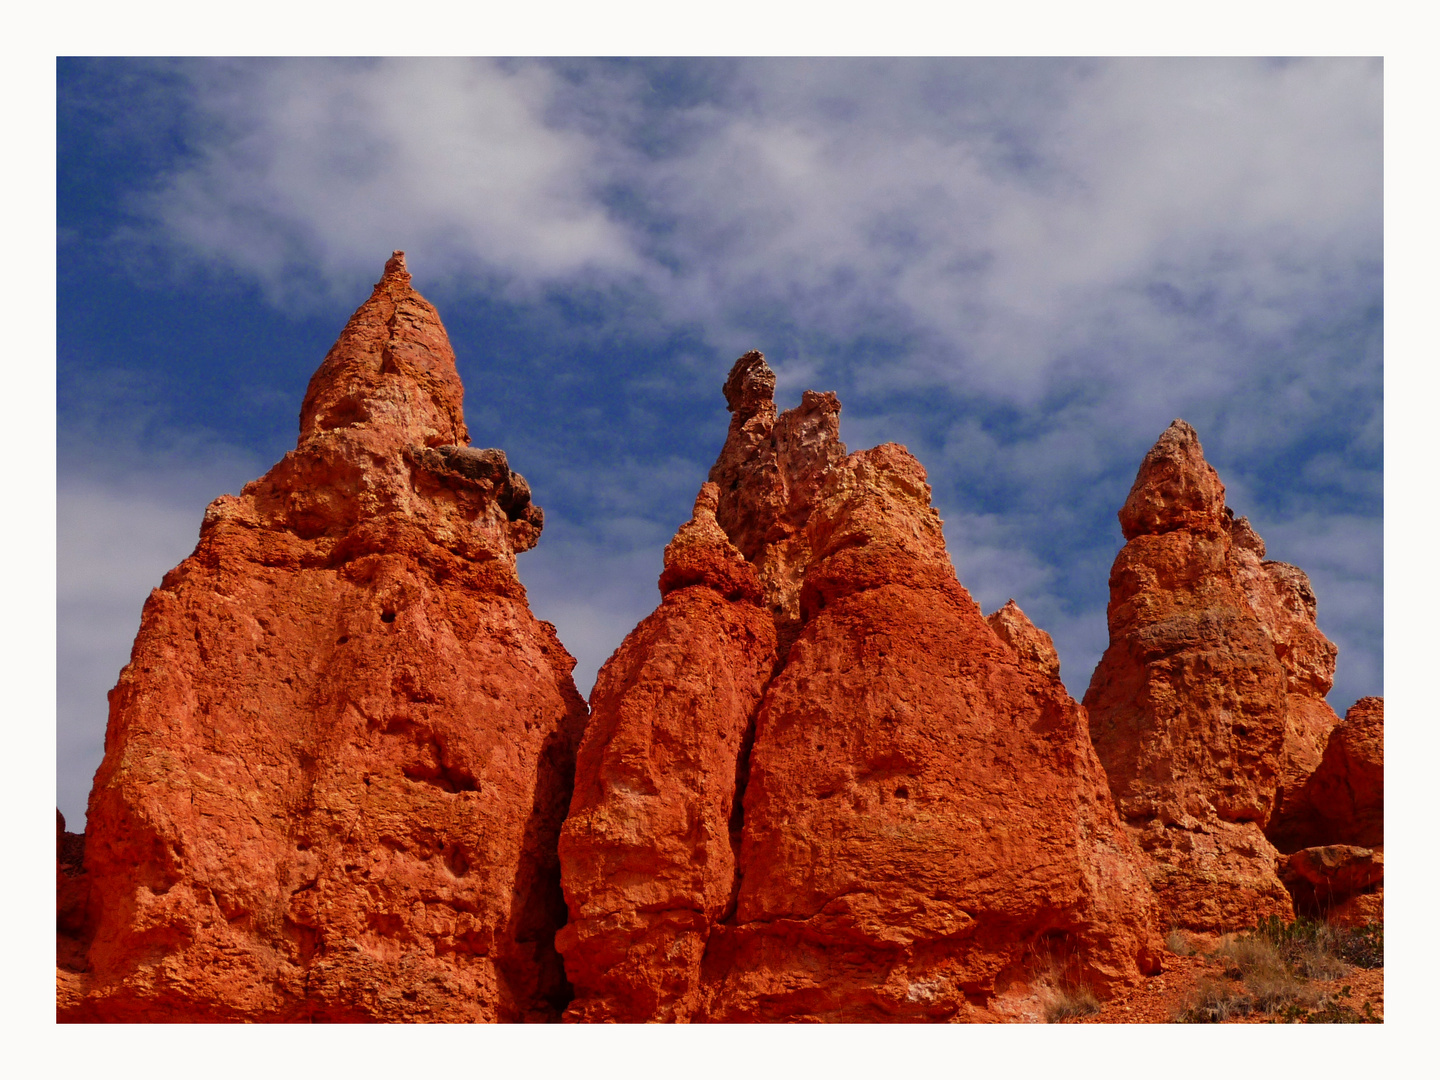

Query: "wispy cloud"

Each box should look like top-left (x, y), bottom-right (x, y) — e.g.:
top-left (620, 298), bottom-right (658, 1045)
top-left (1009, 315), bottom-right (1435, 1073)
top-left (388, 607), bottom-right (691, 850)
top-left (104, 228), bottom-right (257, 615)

top-left (140, 59), bottom-right (642, 307)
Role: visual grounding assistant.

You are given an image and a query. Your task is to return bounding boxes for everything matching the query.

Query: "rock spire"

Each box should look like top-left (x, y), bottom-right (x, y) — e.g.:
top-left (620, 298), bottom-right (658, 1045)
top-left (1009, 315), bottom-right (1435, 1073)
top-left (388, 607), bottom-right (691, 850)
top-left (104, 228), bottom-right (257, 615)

top-left (558, 352), bottom-right (1163, 1022)
top-left (60, 255), bottom-right (586, 1022)
top-left (1084, 420), bottom-right (1342, 931)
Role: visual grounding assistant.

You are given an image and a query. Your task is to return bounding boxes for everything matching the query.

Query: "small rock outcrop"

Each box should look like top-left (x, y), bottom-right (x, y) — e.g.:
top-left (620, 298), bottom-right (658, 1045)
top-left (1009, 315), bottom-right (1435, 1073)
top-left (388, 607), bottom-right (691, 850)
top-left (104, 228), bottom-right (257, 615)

top-left (1083, 420), bottom-right (1343, 932)
top-left (1270, 696), bottom-right (1384, 853)
top-left (61, 254), bottom-right (587, 1022)
top-left (56, 810), bottom-right (90, 1008)
top-left (1281, 844), bottom-right (1383, 921)
top-left (1307, 696), bottom-right (1383, 848)
top-left (559, 352), bottom-right (1164, 1022)
top-left (986, 600), bottom-right (1062, 680)
top-left (1270, 697), bottom-right (1383, 921)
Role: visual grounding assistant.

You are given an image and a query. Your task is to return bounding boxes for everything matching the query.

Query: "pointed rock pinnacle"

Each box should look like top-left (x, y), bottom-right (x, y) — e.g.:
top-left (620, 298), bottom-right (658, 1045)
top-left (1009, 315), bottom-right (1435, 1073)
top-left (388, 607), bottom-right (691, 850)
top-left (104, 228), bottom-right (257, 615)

top-left (722, 350), bottom-right (778, 421)
top-left (298, 252), bottom-right (468, 450)
top-left (1117, 419), bottom-right (1227, 540)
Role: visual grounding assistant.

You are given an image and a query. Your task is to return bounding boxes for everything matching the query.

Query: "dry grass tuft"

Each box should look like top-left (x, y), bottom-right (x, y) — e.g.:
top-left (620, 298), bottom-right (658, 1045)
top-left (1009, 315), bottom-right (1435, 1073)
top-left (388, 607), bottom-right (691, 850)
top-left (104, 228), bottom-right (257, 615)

top-left (1043, 982), bottom-right (1102, 1023)
top-left (1174, 977), bottom-right (1251, 1023)
top-left (1164, 929), bottom-right (1193, 956)
top-left (1174, 917), bottom-right (1383, 1023)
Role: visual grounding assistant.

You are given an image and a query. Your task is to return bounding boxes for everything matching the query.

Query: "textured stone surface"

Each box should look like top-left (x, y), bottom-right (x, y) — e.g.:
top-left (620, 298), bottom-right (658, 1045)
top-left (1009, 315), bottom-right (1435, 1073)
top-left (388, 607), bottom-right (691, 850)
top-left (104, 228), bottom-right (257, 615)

top-left (1283, 845), bottom-right (1384, 920)
top-left (1288, 845), bottom-right (1384, 894)
top-left (1326, 890), bottom-right (1384, 928)
top-left (560, 352), bottom-right (1164, 1022)
top-left (557, 484), bottom-right (777, 1022)
top-left (986, 600), bottom-right (1062, 680)
top-left (707, 352), bottom-right (849, 657)
top-left (57, 811), bottom-right (90, 978)
top-left (1266, 695), bottom-right (1382, 860)
top-left (1227, 518), bottom-right (1344, 850)
top-left (1083, 420), bottom-right (1343, 931)
top-left (1302, 696), bottom-right (1383, 850)
top-left (61, 254), bottom-right (586, 1022)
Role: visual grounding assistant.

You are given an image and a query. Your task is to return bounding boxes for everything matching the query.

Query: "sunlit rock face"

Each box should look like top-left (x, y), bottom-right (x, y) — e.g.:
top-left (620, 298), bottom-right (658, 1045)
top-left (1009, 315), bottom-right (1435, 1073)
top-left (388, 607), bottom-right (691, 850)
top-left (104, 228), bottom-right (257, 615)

top-left (559, 352), bottom-right (1164, 1023)
top-left (1084, 420), bottom-right (1345, 932)
top-left (61, 254), bottom-right (587, 1022)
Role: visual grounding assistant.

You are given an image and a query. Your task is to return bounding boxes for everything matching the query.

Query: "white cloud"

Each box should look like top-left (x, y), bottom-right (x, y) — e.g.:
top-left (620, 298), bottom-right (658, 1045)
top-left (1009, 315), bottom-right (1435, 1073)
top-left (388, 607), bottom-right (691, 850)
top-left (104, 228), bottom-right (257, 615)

top-left (140, 59), bottom-right (1380, 404)
top-left (146, 59), bottom-right (641, 306)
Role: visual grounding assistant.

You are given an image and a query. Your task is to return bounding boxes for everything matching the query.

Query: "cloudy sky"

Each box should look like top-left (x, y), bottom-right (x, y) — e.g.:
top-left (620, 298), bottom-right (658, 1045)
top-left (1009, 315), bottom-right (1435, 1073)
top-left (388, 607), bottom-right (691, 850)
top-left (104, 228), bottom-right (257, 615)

top-left (57, 57), bottom-right (1382, 827)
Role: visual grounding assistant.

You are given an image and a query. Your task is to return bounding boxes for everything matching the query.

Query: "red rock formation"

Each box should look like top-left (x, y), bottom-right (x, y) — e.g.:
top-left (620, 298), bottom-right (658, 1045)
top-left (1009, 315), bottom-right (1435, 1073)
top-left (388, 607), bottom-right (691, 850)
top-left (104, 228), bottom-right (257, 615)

top-left (707, 352), bottom-right (848, 656)
top-left (560, 352), bottom-right (1163, 1022)
top-left (1298, 696), bottom-right (1383, 850)
top-left (1084, 419), bottom-right (1343, 932)
top-left (1282, 845), bottom-right (1383, 917)
top-left (986, 599), bottom-right (1062, 680)
top-left (1227, 518), bottom-right (1345, 848)
top-left (556, 483), bottom-right (777, 1021)
top-left (61, 253), bottom-right (586, 1022)
top-left (57, 811), bottom-right (90, 980)
top-left (1267, 696), bottom-right (1384, 922)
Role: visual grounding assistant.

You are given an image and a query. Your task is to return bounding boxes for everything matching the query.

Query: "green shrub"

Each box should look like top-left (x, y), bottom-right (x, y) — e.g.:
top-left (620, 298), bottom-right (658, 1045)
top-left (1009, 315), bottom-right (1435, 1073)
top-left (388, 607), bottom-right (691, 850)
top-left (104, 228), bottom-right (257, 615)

top-left (1334, 923), bottom-right (1384, 969)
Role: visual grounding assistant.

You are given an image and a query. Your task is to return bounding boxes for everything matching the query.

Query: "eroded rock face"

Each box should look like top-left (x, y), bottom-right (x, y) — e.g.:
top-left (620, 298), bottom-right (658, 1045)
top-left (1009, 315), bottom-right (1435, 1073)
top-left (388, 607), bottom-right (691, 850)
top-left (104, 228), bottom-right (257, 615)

top-left (708, 352), bottom-right (849, 656)
top-left (1270, 696), bottom-right (1384, 855)
top-left (986, 600), bottom-right (1062, 681)
top-left (1084, 420), bottom-right (1342, 931)
top-left (57, 811), bottom-right (90, 981)
top-left (62, 253), bottom-right (586, 1022)
top-left (1306, 697), bottom-right (1384, 849)
top-left (556, 483), bottom-right (777, 1022)
top-left (560, 352), bottom-right (1164, 1022)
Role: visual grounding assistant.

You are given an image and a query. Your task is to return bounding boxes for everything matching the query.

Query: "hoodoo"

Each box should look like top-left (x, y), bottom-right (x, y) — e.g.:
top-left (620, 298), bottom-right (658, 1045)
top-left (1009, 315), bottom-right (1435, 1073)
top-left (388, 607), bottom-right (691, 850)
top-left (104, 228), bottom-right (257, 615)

top-left (59, 254), bottom-right (587, 1022)
top-left (1083, 420), bottom-right (1344, 931)
top-left (58, 281), bottom-right (1380, 1022)
top-left (557, 483), bottom-right (777, 1021)
top-left (558, 351), bottom-right (1163, 1022)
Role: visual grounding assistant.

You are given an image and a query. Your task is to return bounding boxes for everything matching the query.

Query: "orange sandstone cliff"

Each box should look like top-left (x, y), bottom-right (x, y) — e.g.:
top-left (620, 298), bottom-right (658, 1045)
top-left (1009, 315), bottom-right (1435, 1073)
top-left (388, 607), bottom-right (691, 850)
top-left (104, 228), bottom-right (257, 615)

top-left (58, 254), bottom-right (587, 1022)
top-left (558, 352), bottom-right (1164, 1022)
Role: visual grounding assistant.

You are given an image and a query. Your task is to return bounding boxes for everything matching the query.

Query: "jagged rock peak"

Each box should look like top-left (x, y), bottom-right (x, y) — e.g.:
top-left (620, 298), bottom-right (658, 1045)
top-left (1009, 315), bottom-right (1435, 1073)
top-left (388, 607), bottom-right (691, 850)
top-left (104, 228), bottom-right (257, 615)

top-left (1085, 418), bottom-right (1346, 931)
top-left (657, 481), bottom-right (763, 603)
top-left (218, 253), bottom-right (543, 558)
top-left (1118, 418), bottom-right (1227, 540)
top-left (298, 250), bottom-right (469, 451)
top-left (985, 599), bottom-right (1061, 680)
top-left (722, 350), bottom-right (778, 421)
top-left (382, 248), bottom-right (410, 283)
top-left (561, 355), bottom-right (1164, 1021)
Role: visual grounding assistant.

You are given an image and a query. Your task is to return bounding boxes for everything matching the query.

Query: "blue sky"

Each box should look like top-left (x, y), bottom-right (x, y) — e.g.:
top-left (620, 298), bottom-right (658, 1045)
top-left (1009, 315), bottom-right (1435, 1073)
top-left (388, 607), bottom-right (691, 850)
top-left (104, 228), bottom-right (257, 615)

top-left (56, 57), bottom-right (1382, 828)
